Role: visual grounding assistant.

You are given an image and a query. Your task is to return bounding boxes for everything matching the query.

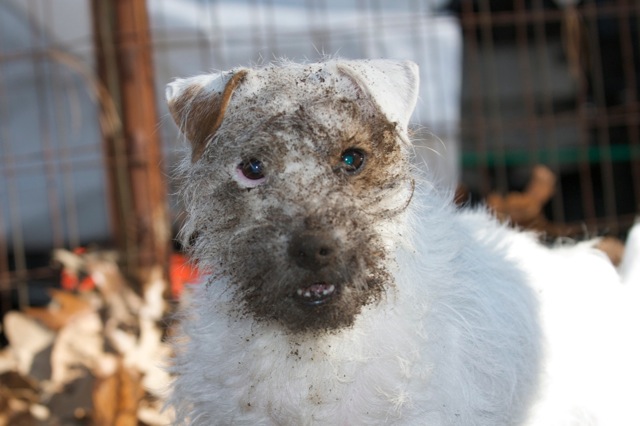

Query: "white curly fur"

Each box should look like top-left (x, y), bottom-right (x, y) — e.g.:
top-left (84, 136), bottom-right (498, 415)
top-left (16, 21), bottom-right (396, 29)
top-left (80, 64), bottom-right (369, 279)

top-left (166, 59), bottom-right (640, 425)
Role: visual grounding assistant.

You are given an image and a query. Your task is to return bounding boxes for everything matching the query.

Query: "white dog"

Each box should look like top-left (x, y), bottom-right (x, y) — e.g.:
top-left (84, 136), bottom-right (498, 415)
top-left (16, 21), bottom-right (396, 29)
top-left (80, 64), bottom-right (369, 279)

top-left (165, 59), bottom-right (640, 425)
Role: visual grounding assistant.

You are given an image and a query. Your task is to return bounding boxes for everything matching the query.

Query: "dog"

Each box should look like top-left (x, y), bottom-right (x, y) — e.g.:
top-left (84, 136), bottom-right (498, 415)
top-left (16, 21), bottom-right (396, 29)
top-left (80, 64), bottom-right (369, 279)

top-left (165, 59), bottom-right (640, 425)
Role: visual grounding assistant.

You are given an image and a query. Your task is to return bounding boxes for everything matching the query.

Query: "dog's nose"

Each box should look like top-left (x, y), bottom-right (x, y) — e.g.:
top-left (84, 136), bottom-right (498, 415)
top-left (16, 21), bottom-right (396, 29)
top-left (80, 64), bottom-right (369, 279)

top-left (288, 232), bottom-right (338, 271)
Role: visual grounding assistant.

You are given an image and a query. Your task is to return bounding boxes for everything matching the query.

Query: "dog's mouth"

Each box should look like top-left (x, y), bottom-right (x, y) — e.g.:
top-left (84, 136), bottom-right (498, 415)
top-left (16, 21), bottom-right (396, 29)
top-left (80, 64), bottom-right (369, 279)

top-left (293, 282), bottom-right (337, 306)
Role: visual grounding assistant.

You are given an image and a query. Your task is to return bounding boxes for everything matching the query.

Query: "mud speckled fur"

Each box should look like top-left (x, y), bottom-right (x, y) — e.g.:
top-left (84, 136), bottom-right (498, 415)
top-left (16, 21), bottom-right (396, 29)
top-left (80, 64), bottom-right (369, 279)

top-left (170, 61), bottom-right (414, 333)
top-left (166, 59), bottom-right (640, 425)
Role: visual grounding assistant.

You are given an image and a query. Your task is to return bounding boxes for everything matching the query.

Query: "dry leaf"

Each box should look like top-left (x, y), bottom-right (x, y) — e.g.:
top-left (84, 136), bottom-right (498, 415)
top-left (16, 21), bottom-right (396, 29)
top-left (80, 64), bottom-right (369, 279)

top-left (93, 362), bottom-right (143, 426)
top-left (24, 290), bottom-right (92, 331)
top-left (3, 312), bottom-right (54, 380)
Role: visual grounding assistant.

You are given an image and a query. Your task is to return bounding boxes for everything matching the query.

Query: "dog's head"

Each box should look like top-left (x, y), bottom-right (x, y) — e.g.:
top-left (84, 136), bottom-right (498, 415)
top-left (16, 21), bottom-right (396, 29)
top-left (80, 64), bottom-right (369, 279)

top-left (167, 59), bottom-right (419, 333)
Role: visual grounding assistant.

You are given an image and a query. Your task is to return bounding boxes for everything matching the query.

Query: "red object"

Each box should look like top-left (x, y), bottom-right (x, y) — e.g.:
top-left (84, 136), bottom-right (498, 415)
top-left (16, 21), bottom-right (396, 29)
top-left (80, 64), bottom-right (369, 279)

top-left (59, 248), bottom-right (199, 298)
top-left (59, 247), bottom-right (96, 292)
top-left (170, 254), bottom-right (201, 298)
top-left (60, 270), bottom-right (96, 292)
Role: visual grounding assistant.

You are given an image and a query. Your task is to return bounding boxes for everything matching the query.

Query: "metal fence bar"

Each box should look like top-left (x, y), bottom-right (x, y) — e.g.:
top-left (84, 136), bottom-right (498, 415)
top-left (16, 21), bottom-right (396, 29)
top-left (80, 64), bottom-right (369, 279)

top-left (460, 0), bottom-right (491, 195)
top-left (0, 50), bottom-right (30, 309)
top-left (618, 0), bottom-right (640, 213)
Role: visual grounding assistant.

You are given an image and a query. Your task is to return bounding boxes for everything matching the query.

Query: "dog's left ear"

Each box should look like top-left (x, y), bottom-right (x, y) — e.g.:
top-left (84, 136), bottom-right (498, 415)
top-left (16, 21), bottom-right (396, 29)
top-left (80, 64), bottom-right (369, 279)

top-left (337, 59), bottom-right (419, 133)
top-left (166, 69), bottom-right (248, 162)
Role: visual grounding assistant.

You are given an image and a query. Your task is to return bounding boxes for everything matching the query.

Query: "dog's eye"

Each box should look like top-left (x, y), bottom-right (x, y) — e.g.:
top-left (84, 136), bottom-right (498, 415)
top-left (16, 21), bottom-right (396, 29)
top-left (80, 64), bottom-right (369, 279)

top-left (340, 149), bottom-right (365, 174)
top-left (239, 159), bottom-right (265, 180)
top-left (236, 159), bottom-right (266, 188)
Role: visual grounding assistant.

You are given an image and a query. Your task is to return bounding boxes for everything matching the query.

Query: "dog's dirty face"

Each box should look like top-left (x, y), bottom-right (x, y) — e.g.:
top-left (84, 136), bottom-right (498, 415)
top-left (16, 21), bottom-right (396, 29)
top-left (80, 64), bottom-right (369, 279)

top-left (167, 60), bottom-right (419, 333)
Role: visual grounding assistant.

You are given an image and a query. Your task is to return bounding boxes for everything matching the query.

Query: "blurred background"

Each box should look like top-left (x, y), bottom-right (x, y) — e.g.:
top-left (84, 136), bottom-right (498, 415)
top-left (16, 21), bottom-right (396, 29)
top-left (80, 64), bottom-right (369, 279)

top-left (0, 0), bottom-right (639, 423)
top-left (1, 0), bottom-right (639, 318)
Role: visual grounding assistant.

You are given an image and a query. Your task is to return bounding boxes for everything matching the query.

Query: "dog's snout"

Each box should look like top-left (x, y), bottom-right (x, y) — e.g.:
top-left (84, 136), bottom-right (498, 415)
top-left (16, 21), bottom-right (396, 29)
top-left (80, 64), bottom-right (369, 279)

top-left (288, 232), bottom-right (338, 271)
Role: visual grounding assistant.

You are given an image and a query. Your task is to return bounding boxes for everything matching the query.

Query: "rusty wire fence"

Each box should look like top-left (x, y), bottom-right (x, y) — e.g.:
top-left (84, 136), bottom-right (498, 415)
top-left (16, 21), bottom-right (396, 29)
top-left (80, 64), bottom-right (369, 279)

top-left (0, 0), bottom-right (639, 314)
top-left (457, 0), bottom-right (640, 238)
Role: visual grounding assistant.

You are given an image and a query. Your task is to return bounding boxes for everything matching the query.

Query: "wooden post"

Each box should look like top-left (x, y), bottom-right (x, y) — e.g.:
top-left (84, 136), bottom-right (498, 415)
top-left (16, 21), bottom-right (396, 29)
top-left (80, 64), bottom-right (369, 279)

top-left (92, 0), bottom-right (170, 297)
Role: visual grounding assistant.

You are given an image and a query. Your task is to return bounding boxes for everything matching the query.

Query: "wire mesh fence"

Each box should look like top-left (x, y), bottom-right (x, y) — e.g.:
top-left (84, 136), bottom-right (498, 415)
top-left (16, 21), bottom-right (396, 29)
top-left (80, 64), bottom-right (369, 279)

top-left (0, 0), bottom-right (638, 313)
top-left (457, 0), bottom-right (640, 238)
top-left (0, 1), bottom-right (106, 314)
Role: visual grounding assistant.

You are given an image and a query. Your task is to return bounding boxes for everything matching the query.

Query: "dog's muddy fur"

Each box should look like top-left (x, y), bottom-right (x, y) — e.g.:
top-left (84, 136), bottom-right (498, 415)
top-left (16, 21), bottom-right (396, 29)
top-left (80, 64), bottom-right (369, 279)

top-left (170, 62), bottom-right (414, 333)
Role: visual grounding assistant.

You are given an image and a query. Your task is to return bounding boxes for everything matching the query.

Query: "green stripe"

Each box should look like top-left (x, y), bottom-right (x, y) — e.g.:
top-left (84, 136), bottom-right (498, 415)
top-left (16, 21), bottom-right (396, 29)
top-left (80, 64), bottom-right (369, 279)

top-left (462, 144), bottom-right (640, 168)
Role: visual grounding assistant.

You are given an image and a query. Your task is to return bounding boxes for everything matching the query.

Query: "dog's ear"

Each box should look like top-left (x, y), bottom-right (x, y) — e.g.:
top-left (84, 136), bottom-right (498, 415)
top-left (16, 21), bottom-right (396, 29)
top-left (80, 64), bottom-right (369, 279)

top-left (166, 69), bottom-right (248, 162)
top-left (336, 60), bottom-right (419, 133)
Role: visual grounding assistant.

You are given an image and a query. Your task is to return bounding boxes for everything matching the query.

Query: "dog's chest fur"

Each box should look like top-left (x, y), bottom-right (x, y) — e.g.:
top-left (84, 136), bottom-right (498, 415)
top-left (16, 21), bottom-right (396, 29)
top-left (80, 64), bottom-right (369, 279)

top-left (176, 284), bottom-right (434, 424)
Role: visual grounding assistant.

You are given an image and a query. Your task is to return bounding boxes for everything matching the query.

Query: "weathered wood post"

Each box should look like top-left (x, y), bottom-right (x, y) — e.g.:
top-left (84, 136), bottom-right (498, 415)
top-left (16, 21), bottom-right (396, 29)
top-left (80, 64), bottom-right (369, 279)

top-left (92, 0), bottom-right (171, 298)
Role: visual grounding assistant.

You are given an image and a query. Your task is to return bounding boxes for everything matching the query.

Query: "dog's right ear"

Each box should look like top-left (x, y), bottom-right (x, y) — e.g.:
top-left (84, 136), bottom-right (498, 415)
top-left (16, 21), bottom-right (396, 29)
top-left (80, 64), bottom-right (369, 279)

top-left (166, 69), bottom-right (248, 162)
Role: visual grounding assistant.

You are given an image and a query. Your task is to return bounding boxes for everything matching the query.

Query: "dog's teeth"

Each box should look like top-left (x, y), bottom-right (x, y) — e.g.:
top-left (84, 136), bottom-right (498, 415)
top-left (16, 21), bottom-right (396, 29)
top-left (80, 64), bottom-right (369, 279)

top-left (322, 285), bottom-right (335, 296)
top-left (295, 284), bottom-right (335, 302)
